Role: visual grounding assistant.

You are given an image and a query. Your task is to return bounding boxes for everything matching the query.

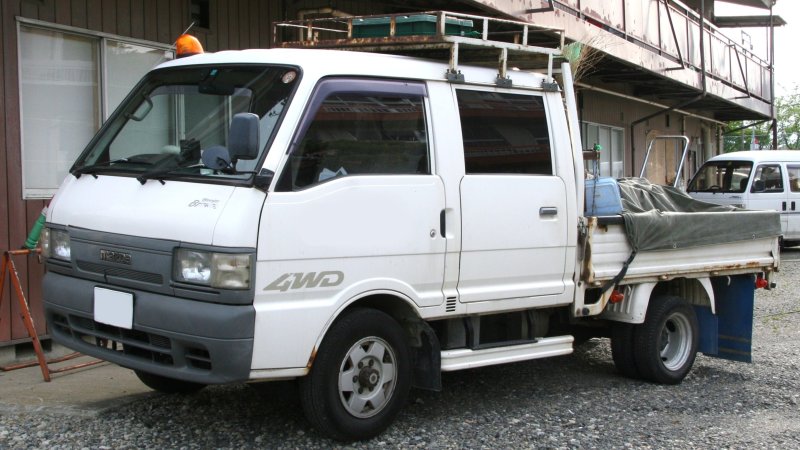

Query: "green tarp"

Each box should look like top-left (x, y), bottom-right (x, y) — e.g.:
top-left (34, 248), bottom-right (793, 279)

top-left (617, 178), bottom-right (781, 252)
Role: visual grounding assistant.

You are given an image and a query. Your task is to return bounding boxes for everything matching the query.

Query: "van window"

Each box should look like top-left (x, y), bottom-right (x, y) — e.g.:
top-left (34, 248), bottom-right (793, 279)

top-left (687, 160), bottom-right (752, 193)
top-left (788, 165), bottom-right (800, 192)
top-left (279, 93), bottom-right (428, 190)
top-left (455, 90), bottom-right (552, 175)
top-left (751, 164), bottom-right (783, 193)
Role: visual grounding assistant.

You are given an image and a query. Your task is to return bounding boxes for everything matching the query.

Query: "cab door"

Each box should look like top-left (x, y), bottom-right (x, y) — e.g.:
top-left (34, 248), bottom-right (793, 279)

top-left (452, 87), bottom-right (569, 303)
top-left (785, 164), bottom-right (800, 240)
top-left (749, 163), bottom-right (789, 236)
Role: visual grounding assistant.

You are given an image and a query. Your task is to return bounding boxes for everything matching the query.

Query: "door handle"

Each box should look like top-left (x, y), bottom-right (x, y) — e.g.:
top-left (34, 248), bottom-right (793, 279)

top-left (540, 207), bottom-right (558, 216)
top-left (793, 201), bottom-right (796, 211)
top-left (783, 201), bottom-right (787, 211)
top-left (440, 209), bottom-right (446, 238)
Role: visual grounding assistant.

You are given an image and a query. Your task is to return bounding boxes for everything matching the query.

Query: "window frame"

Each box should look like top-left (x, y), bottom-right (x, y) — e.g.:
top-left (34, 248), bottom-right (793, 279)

top-left (751, 163), bottom-right (784, 193)
top-left (16, 17), bottom-right (174, 199)
top-left (454, 86), bottom-right (555, 176)
top-left (277, 77), bottom-right (430, 191)
top-left (581, 121), bottom-right (625, 179)
top-left (788, 164), bottom-right (800, 193)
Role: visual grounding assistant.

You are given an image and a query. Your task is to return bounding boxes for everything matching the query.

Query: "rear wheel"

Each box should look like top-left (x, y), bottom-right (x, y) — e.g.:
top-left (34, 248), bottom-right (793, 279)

top-left (134, 370), bottom-right (206, 394)
top-left (610, 323), bottom-right (641, 379)
top-left (300, 308), bottom-right (411, 441)
top-left (633, 296), bottom-right (699, 384)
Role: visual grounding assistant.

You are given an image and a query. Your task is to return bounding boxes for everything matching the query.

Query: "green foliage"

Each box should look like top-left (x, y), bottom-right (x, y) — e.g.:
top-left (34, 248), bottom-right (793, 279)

top-left (723, 86), bottom-right (800, 151)
top-left (775, 88), bottom-right (800, 149)
top-left (723, 120), bottom-right (772, 152)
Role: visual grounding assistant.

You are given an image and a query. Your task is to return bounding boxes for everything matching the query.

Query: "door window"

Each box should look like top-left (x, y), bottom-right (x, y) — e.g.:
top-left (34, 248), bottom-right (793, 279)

top-left (455, 90), bottom-right (552, 175)
top-left (279, 89), bottom-right (428, 190)
top-left (751, 164), bottom-right (784, 193)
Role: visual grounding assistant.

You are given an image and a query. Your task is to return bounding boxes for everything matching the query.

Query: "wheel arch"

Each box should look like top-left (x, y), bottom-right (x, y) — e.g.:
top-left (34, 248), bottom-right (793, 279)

top-left (652, 277), bottom-right (715, 313)
top-left (603, 277), bottom-right (715, 324)
top-left (312, 291), bottom-right (442, 391)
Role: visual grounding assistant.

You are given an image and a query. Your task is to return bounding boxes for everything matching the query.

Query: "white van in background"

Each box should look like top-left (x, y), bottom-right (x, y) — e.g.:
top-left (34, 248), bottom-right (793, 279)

top-left (687, 150), bottom-right (800, 245)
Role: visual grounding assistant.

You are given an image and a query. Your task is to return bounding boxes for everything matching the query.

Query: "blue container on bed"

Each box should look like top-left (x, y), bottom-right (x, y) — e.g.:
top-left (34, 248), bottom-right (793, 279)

top-left (585, 177), bottom-right (623, 216)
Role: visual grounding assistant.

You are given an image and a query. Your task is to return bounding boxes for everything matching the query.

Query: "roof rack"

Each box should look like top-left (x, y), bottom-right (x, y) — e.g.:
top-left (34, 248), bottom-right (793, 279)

top-left (273, 11), bottom-right (566, 87)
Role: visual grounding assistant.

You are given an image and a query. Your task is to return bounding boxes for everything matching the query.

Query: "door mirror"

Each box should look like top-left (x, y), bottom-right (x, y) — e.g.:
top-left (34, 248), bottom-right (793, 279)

top-left (752, 179), bottom-right (766, 193)
top-left (228, 112), bottom-right (260, 162)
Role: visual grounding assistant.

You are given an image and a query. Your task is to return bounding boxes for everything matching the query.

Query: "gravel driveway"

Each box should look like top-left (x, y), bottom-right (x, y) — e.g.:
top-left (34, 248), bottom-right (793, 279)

top-left (2, 254), bottom-right (799, 449)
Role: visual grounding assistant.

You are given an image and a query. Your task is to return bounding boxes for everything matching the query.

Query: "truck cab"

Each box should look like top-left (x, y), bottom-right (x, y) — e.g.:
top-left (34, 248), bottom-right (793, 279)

top-left (43, 37), bottom-right (582, 437)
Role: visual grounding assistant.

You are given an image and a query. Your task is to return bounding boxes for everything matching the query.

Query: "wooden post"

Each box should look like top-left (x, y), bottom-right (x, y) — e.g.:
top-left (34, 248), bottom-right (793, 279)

top-left (0, 249), bottom-right (50, 381)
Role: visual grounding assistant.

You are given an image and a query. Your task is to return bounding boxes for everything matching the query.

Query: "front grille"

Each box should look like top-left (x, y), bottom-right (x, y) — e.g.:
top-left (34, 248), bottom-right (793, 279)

top-left (77, 261), bottom-right (163, 284)
top-left (51, 313), bottom-right (211, 372)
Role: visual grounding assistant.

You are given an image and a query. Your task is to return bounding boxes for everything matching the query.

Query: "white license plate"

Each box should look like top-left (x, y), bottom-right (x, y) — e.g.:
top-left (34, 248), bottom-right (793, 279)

top-left (94, 287), bottom-right (134, 330)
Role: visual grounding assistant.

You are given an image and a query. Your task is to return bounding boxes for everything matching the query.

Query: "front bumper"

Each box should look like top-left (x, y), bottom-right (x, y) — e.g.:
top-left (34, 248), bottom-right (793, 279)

top-left (43, 272), bottom-right (255, 384)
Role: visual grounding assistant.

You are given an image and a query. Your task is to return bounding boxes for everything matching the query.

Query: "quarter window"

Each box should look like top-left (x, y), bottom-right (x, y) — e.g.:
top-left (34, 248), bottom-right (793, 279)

top-left (456, 90), bottom-right (553, 175)
top-left (279, 92), bottom-right (429, 190)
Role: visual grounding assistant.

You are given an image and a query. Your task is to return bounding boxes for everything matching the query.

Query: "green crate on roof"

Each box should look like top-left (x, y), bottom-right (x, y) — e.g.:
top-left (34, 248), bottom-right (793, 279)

top-left (352, 14), bottom-right (475, 38)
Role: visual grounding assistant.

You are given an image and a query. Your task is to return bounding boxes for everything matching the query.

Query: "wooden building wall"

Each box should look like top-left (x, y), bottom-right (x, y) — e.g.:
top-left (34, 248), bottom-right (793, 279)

top-left (0, 0), bottom-right (281, 346)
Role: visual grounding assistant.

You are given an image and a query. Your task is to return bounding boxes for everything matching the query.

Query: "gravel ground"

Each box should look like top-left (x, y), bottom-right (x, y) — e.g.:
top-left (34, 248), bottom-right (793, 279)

top-left (2, 255), bottom-right (799, 449)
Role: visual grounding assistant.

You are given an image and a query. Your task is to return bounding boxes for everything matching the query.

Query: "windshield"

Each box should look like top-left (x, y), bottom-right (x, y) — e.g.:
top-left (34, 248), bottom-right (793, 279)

top-left (72, 64), bottom-right (297, 182)
top-left (687, 160), bottom-right (753, 193)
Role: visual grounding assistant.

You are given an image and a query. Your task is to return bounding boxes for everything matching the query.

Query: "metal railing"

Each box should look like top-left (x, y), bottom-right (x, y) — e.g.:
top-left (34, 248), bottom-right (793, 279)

top-left (552, 0), bottom-right (772, 101)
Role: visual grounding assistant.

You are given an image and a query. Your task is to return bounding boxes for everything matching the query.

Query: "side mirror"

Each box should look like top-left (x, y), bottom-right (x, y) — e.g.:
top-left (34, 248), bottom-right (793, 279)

top-left (752, 179), bottom-right (766, 193)
top-left (229, 112), bottom-right (260, 162)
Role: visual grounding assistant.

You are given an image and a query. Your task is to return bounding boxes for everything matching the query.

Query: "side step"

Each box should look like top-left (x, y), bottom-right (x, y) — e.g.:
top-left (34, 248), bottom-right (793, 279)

top-left (440, 335), bottom-right (574, 372)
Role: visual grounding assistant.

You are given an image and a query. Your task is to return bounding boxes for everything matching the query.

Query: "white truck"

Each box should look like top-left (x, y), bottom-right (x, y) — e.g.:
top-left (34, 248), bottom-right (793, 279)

top-left (42, 12), bottom-right (780, 441)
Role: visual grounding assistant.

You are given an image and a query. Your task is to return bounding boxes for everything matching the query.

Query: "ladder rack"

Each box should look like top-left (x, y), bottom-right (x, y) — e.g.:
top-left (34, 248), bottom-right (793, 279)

top-left (273, 11), bottom-right (566, 87)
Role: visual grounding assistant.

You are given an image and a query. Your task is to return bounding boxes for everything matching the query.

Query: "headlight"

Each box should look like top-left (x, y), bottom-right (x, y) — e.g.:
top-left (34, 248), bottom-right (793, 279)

top-left (41, 227), bottom-right (71, 261)
top-left (174, 248), bottom-right (252, 289)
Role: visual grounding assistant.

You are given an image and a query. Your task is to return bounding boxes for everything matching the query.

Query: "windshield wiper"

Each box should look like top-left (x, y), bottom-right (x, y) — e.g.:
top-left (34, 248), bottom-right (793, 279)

top-left (136, 158), bottom-right (204, 185)
top-left (71, 159), bottom-right (130, 178)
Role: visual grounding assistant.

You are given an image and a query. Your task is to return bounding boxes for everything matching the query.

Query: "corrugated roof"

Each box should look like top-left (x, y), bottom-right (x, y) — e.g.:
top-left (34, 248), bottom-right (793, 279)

top-left (714, 14), bottom-right (786, 27)
top-left (716, 0), bottom-right (775, 10)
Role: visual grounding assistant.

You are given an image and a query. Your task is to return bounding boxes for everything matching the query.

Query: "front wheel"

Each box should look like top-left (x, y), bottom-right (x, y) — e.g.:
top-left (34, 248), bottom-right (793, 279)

top-left (633, 296), bottom-right (699, 384)
top-left (300, 308), bottom-right (412, 441)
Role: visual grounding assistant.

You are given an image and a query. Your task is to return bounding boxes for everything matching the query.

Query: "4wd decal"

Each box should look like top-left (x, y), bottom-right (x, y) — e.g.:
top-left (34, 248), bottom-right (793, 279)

top-left (264, 271), bottom-right (344, 292)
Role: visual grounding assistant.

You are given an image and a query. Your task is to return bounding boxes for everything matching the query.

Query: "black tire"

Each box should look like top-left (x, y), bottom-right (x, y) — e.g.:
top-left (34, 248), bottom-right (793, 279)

top-left (134, 370), bottom-right (206, 394)
top-left (633, 296), bottom-right (699, 385)
top-left (610, 323), bottom-right (641, 379)
top-left (299, 308), bottom-right (412, 441)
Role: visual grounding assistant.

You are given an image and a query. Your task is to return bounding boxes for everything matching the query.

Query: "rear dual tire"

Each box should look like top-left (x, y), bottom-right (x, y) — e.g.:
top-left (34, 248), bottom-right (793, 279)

top-left (611, 295), bottom-right (699, 384)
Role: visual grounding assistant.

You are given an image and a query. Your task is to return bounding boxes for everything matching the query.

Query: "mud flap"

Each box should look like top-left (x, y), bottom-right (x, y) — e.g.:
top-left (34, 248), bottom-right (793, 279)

top-left (697, 274), bottom-right (755, 363)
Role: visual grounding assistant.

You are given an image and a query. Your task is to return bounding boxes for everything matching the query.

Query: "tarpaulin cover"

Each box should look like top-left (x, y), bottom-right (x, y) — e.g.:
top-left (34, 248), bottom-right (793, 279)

top-left (617, 178), bottom-right (781, 252)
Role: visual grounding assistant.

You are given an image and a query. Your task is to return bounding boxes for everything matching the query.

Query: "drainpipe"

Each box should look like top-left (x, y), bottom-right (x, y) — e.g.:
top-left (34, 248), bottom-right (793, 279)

top-left (629, 0), bottom-right (707, 175)
top-left (770, 4), bottom-right (777, 148)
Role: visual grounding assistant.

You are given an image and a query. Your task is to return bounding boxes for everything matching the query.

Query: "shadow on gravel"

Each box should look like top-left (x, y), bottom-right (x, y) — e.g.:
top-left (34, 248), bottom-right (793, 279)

top-left (99, 335), bottom-right (794, 448)
top-left (103, 338), bottom-right (642, 447)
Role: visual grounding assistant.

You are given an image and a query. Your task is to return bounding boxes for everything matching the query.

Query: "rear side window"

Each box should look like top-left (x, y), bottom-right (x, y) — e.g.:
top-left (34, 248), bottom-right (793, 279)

top-left (788, 165), bottom-right (800, 192)
top-left (279, 92), bottom-right (428, 190)
top-left (456, 90), bottom-right (552, 175)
